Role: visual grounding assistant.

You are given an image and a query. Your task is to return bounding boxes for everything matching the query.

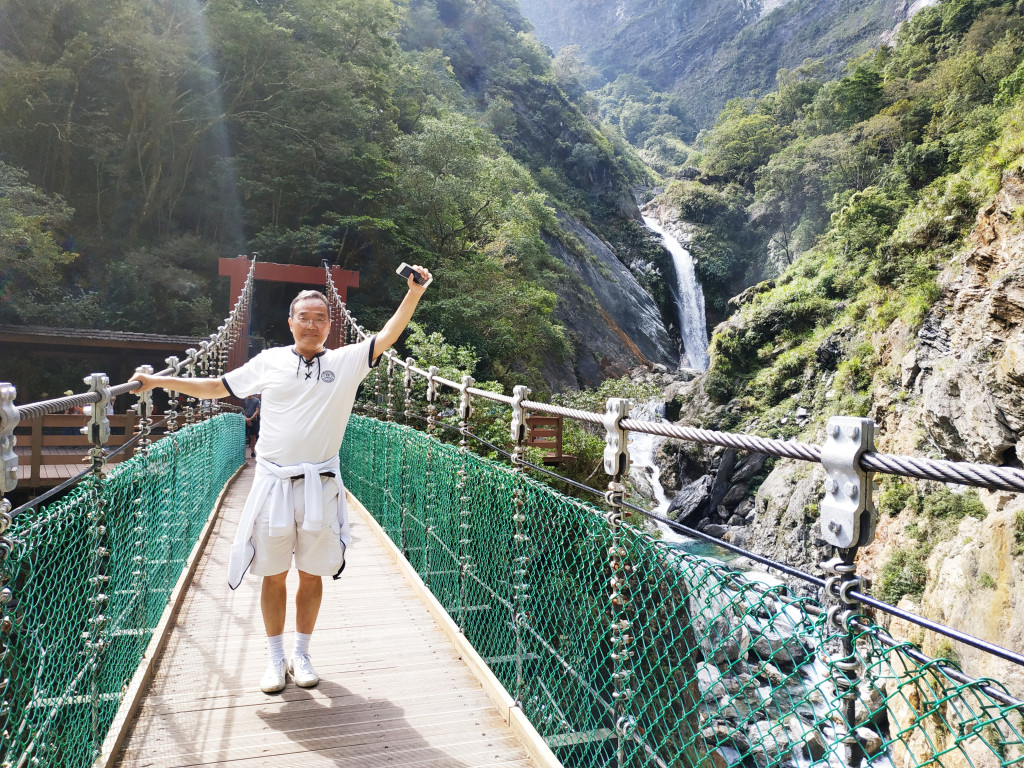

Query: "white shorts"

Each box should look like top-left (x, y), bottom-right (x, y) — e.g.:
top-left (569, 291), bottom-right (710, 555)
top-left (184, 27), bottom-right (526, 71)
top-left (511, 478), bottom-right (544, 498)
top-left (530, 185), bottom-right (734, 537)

top-left (250, 477), bottom-right (345, 577)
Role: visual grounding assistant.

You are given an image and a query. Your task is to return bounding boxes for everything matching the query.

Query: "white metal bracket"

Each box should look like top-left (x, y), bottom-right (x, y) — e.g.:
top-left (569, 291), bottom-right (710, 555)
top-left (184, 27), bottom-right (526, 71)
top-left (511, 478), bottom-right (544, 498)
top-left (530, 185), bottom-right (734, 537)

top-left (0, 383), bottom-right (20, 495)
top-left (820, 417), bottom-right (876, 549)
top-left (603, 398), bottom-right (631, 478)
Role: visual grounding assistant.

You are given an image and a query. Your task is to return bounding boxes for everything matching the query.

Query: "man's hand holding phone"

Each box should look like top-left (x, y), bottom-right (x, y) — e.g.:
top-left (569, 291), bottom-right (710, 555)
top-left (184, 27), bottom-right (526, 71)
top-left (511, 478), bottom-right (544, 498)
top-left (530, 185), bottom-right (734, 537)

top-left (396, 263), bottom-right (433, 292)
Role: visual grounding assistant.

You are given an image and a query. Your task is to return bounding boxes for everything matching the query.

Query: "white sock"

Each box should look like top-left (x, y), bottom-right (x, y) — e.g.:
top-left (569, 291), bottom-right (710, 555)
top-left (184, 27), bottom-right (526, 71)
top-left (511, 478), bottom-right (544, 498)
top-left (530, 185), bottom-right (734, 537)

top-left (267, 634), bottom-right (285, 663)
top-left (294, 631), bottom-right (312, 658)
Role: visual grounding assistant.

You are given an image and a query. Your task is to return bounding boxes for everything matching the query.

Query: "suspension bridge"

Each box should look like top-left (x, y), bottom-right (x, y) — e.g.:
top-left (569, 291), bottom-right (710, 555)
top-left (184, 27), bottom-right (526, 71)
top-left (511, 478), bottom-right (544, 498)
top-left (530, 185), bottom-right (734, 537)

top-left (0, 256), bottom-right (1021, 768)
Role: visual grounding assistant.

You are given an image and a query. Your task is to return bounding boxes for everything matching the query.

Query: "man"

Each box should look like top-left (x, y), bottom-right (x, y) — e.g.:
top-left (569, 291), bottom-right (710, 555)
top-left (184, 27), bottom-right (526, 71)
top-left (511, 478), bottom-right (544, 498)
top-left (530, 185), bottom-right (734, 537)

top-left (243, 393), bottom-right (260, 458)
top-left (130, 264), bottom-right (432, 693)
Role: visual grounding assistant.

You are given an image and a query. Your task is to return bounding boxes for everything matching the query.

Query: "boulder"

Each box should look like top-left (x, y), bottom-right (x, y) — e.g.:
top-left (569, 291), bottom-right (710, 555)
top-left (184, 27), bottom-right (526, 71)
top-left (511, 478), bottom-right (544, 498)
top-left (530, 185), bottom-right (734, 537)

top-left (668, 474), bottom-right (715, 524)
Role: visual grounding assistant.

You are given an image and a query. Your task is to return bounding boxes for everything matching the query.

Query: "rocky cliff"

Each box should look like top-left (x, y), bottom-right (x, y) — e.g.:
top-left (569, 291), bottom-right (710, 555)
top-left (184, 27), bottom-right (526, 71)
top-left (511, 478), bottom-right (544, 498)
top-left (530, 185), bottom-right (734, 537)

top-left (651, 171), bottom-right (1024, 694)
top-left (545, 213), bottom-right (680, 389)
top-left (519, 0), bottom-right (915, 126)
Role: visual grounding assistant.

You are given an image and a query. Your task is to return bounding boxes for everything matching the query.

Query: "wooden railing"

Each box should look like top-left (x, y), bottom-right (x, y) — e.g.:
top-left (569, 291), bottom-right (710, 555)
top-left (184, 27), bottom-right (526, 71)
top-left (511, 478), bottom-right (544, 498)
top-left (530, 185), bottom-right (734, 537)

top-left (13, 413), bottom-right (168, 487)
top-left (525, 414), bottom-right (574, 465)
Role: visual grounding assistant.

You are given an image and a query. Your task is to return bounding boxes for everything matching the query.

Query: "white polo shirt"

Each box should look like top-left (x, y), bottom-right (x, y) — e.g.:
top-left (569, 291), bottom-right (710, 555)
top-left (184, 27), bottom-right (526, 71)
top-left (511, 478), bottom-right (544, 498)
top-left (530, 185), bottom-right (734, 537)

top-left (220, 336), bottom-right (378, 588)
top-left (222, 336), bottom-right (378, 465)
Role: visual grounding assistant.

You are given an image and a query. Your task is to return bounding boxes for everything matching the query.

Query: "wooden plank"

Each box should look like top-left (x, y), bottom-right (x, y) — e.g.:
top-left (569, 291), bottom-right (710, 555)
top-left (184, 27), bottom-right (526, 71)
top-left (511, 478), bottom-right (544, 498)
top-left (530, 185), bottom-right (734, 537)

top-left (111, 462), bottom-right (550, 768)
top-left (31, 416), bottom-right (42, 485)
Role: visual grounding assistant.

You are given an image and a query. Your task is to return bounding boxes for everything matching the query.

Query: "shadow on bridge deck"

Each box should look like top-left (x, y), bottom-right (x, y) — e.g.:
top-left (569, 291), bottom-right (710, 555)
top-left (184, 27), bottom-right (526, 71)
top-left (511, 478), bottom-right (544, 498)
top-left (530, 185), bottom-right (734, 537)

top-left (109, 463), bottom-right (547, 768)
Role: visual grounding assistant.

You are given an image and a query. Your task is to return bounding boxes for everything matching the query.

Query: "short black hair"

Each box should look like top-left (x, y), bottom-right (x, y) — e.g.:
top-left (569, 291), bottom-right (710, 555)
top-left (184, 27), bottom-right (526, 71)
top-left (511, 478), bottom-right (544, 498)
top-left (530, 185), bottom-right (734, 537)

top-left (289, 290), bottom-right (330, 316)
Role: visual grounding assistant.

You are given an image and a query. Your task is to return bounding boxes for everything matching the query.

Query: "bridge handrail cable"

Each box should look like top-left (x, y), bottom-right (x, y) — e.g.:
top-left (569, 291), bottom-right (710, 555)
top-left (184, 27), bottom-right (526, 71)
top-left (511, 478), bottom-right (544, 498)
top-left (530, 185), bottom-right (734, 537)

top-left (328, 300), bottom-right (1024, 493)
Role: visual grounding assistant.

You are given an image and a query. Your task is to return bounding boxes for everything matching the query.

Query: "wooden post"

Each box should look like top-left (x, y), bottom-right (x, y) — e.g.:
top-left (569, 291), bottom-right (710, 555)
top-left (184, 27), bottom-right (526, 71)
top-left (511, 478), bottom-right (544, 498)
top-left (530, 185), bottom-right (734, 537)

top-left (31, 416), bottom-right (42, 487)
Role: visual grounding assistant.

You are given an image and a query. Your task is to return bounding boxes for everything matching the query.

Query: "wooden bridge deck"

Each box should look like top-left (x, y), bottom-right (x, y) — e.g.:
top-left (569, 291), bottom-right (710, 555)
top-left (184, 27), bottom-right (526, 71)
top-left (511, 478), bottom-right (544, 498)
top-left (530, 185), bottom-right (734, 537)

top-left (111, 462), bottom-right (550, 768)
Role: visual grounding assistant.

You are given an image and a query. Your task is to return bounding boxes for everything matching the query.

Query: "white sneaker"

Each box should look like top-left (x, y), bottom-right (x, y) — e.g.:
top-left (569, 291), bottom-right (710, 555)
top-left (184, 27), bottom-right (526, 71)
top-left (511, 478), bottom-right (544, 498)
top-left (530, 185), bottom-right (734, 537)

top-left (260, 657), bottom-right (287, 693)
top-left (289, 654), bottom-right (320, 688)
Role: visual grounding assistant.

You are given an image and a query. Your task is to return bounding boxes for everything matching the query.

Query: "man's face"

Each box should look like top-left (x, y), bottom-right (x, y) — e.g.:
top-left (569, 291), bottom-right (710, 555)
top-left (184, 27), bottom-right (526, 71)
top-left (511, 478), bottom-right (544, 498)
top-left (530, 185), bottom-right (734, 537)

top-left (288, 298), bottom-right (331, 349)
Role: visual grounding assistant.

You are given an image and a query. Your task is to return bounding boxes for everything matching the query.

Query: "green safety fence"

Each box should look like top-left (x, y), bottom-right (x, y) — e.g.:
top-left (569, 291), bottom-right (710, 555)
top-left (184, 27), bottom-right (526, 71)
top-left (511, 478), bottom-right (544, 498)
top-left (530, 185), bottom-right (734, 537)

top-left (342, 415), bottom-right (1024, 768)
top-left (0, 413), bottom-right (244, 768)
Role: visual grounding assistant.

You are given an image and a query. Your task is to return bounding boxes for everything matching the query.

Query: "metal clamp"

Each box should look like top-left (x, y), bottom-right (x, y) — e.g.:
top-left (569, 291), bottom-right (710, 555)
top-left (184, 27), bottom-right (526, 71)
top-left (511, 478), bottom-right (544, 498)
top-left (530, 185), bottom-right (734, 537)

top-left (0, 384), bottom-right (20, 496)
top-left (403, 357), bottom-right (415, 395)
top-left (820, 417), bottom-right (876, 548)
top-left (510, 385), bottom-right (530, 445)
top-left (426, 366), bottom-right (439, 403)
top-left (459, 375), bottom-right (475, 424)
top-left (134, 365), bottom-right (153, 422)
top-left (603, 398), bottom-right (631, 478)
top-left (82, 373), bottom-right (111, 447)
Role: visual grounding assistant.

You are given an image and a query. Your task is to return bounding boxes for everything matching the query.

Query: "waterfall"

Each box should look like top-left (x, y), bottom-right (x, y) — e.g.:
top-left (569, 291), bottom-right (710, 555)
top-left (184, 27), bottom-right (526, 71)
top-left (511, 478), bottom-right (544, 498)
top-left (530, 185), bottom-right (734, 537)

top-left (643, 215), bottom-right (710, 371)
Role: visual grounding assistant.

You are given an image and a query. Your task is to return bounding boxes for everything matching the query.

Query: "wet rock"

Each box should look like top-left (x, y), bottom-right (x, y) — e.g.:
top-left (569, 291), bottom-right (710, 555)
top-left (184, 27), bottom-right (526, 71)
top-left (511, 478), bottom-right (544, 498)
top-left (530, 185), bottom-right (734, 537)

top-left (703, 523), bottom-right (731, 538)
top-left (721, 483), bottom-right (749, 507)
top-left (787, 717), bottom-right (827, 762)
top-left (702, 722), bottom-right (749, 753)
top-left (722, 527), bottom-right (751, 548)
top-left (710, 448), bottom-right (737, 510)
top-left (747, 719), bottom-right (795, 767)
top-left (744, 620), bottom-right (810, 668)
top-left (668, 474), bottom-right (714, 524)
top-left (695, 614), bottom-right (751, 665)
top-left (736, 498), bottom-right (755, 519)
top-left (709, 746), bottom-right (744, 768)
top-left (857, 726), bottom-right (885, 757)
top-left (727, 514), bottom-right (746, 527)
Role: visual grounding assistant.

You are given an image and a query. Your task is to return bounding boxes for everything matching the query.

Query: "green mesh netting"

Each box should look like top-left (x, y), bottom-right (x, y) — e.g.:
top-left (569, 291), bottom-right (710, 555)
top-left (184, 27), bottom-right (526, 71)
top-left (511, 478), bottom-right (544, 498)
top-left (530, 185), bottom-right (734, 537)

top-left (342, 415), bottom-right (1024, 768)
top-left (0, 414), bottom-right (244, 767)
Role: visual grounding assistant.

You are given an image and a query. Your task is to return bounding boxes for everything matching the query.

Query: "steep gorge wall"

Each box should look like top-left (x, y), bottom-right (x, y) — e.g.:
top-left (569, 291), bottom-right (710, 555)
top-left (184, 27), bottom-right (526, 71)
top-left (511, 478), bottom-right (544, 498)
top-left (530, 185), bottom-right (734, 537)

top-left (518, 0), bottom-right (911, 126)
top-left (650, 172), bottom-right (1024, 696)
top-left (751, 172), bottom-right (1024, 691)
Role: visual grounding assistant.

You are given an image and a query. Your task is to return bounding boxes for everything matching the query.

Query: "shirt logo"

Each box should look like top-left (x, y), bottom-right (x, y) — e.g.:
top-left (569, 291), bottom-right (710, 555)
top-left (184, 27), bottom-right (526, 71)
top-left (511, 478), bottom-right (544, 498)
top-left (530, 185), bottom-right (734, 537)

top-left (321, 370), bottom-right (336, 383)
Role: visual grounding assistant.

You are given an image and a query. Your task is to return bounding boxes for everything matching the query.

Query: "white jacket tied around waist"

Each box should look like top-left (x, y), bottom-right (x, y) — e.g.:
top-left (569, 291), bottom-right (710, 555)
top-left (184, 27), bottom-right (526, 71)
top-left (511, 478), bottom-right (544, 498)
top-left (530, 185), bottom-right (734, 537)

top-left (228, 455), bottom-right (350, 589)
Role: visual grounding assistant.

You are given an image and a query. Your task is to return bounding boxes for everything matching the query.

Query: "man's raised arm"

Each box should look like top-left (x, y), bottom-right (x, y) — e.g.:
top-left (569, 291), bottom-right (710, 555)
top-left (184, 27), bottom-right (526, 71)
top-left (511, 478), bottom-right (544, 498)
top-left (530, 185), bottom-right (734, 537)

top-left (130, 372), bottom-right (230, 400)
top-left (373, 265), bottom-right (433, 362)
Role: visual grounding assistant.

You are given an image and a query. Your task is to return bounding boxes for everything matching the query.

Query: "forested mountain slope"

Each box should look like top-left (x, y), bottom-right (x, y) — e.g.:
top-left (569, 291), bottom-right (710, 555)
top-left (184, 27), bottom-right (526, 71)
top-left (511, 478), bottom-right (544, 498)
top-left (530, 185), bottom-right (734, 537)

top-left (0, 0), bottom-right (676, 397)
top-left (519, 0), bottom-right (919, 127)
top-left (635, 0), bottom-right (1024, 689)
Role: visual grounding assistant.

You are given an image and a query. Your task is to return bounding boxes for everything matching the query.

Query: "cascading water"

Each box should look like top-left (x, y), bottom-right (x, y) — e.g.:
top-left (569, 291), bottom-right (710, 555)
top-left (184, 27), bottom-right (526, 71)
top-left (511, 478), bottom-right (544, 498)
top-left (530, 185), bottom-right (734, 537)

top-left (628, 404), bottom-right (868, 768)
top-left (643, 215), bottom-right (710, 371)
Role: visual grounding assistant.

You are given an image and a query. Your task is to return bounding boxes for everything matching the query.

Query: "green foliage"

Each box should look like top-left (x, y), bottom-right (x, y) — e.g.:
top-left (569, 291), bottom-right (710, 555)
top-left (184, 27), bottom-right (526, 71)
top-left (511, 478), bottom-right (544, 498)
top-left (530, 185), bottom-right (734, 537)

top-left (1014, 510), bottom-right (1024, 557)
top-left (677, 0), bottom-right (1024, 438)
top-left (699, 99), bottom-right (787, 187)
top-left (978, 572), bottom-right (996, 589)
top-left (920, 487), bottom-right (987, 524)
top-left (878, 478), bottom-right (918, 518)
top-left (0, 163), bottom-right (77, 323)
top-left (876, 545), bottom-right (931, 604)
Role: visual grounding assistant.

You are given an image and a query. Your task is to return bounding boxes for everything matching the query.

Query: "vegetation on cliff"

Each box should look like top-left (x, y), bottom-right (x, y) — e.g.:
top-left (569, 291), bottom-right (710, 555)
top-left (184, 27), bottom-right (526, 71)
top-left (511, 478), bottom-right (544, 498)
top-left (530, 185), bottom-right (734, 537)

top-left (678, 0), bottom-right (1024, 420)
top-left (0, 0), bottom-right (650, 395)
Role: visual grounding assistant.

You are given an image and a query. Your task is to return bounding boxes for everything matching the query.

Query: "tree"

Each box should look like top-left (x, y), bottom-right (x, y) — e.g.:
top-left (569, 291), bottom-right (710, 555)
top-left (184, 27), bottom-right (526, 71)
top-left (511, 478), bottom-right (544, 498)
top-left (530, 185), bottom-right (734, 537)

top-left (0, 163), bottom-right (77, 324)
top-left (699, 99), bottom-right (787, 188)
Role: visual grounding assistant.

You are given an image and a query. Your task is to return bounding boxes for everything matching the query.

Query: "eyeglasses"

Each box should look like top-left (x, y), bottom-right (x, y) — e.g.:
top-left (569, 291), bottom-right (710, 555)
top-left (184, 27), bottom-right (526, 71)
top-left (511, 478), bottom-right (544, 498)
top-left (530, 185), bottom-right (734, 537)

top-left (292, 314), bottom-right (330, 328)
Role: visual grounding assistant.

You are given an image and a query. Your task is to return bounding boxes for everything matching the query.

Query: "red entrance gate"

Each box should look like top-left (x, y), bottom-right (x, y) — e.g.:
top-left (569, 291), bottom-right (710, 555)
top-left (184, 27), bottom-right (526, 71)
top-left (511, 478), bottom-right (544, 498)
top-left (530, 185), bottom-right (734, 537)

top-left (218, 256), bottom-right (359, 371)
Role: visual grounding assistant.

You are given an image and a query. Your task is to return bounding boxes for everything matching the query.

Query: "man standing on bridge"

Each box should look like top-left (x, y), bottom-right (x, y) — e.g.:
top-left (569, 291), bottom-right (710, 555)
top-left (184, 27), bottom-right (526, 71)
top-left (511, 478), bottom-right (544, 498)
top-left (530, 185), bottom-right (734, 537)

top-left (130, 265), bottom-right (433, 694)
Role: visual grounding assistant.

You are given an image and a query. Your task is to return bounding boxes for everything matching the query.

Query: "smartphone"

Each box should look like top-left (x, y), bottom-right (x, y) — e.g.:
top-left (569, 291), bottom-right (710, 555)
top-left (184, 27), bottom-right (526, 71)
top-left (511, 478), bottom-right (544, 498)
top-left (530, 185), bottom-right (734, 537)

top-left (396, 262), bottom-right (432, 288)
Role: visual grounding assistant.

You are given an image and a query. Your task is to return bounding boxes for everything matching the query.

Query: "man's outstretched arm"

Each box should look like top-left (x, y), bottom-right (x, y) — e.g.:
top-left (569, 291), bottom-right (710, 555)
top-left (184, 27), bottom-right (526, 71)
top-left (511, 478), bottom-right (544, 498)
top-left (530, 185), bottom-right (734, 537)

top-left (129, 372), bottom-right (230, 400)
top-left (373, 265), bottom-right (433, 362)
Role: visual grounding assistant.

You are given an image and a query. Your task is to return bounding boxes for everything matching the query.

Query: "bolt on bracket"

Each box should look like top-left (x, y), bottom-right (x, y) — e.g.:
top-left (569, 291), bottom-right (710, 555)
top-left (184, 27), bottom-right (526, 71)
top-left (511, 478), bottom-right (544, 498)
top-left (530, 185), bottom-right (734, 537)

top-left (458, 376), bottom-right (475, 423)
top-left (0, 384), bottom-right (20, 496)
top-left (82, 373), bottom-right (111, 447)
top-left (820, 416), bottom-right (876, 549)
top-left (603, 398), bottom-right (631, 478)
top-left (510, 385), bottom-right (530, 446)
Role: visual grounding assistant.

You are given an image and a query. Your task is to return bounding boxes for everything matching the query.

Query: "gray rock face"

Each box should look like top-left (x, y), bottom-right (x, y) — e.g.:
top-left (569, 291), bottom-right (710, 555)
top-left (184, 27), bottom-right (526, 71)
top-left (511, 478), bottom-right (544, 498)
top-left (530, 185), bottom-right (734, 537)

top-left (540, 213), bottom-right (678, 389)
top-left (550, 213), bottom-right (679, 368)
top-left (668, 474), bottom-right (715, 524)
